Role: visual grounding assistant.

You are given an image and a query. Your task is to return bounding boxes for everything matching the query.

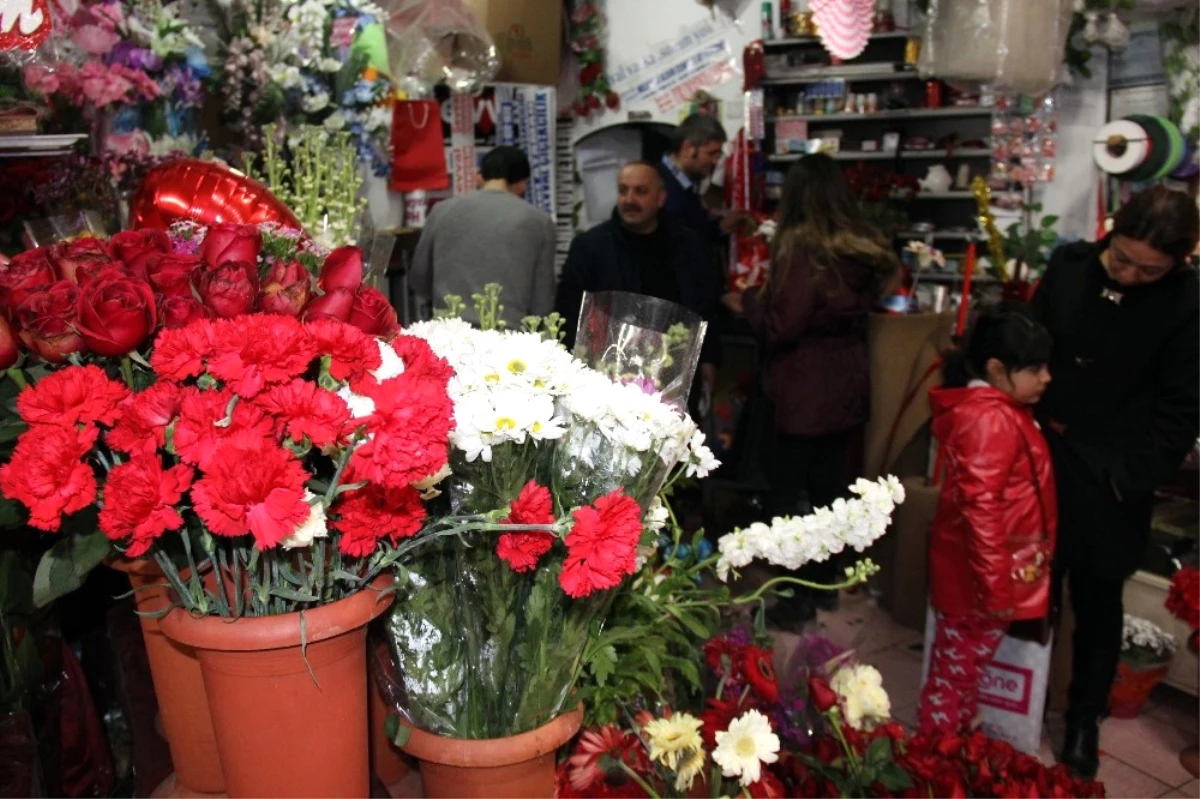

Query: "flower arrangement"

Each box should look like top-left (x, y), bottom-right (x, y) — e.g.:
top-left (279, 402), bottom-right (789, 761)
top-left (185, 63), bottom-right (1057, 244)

top-left (568, 0), bottom-right (620, 118)
top-left (1166, 566), bottom-right (1199, 631)
top-left (1120, 614), bottom-right (1177, 665)
top-left (22, 0), bottom-right (208, 152)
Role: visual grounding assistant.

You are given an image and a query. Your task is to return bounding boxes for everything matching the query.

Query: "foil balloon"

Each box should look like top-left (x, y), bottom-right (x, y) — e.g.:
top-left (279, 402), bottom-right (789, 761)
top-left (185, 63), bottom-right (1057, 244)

top-left (130, 159), bottom-right (303, 231)
top-left (0, 0), bottom-right (52, 52)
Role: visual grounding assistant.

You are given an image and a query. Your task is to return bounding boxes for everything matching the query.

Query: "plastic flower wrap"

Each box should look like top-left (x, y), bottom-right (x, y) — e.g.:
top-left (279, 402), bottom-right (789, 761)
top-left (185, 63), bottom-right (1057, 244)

top-left (372, 300), bottom-right (717, 740)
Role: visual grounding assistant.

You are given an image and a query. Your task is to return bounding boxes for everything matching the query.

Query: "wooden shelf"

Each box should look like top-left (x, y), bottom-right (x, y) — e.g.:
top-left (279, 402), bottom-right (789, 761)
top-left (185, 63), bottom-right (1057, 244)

top-left (769, 148), bottom-right (991, 163)
top-left (895, 230), bottom-right (979, 240)
top-left (769, 106), bottom-right (994, 123)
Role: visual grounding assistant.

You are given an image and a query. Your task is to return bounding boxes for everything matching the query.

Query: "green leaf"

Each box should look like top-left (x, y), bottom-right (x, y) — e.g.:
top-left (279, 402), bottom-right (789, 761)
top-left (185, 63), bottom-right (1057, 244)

top-left (269, 586), bottom-right (319, 602)
top-left (390, 720), bottom-right (411, 748)
top-left (33, 525), bottom-right (111, 608)
top-left (590, 644), bottom-right (618, 686)
top-left (1040, 214), bottom-right (1060, 229)
top-left (878, 762), bottom-right (913, 791)
top-left (866, 736), bottom-right (892, 771)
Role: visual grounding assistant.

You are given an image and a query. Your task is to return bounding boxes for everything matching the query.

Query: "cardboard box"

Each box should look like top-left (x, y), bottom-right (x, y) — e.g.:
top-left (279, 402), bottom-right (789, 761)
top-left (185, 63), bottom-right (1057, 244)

top-left (463, 0), bottom-right (563, 86)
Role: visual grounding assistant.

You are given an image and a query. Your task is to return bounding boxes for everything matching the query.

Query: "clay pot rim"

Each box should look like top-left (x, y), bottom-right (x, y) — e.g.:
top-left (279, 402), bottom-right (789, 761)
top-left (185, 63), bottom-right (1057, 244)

top-left (105, 556), bottom-right (163, 578)
top-left (160, 573), bottom-right (394, 652)
top-left (400, 703), bottom-right (584, 768)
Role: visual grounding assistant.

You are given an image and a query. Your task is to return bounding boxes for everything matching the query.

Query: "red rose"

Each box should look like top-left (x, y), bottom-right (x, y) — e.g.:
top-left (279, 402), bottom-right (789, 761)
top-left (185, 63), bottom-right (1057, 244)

top-left (0, 315), bottom-right (17, 370)
top-left (16, 282), bottom-right (87, 363)
top-left (107, 229), bottom-right (171, 280)
top-left (0, 424), bottom-right (98, 531)
top-left (318, 246), bottom-right (364, 292)
top-left (198, 223), bottom-right (262, 267)
top-left (160, 295), bottom-right (207, 329)
top-left (586, 93), bottom-right (602, 110)
top-left (99, 457), bottom-right (193, 557)
top-left (50, 238), bottom-right (118, 285)
top-left (76, 273), bottom-right (158, 356)
top-left (147, 253), bottom-right (201, 298)
top-left (808, 676), bottom-right (839, 713)
top-left (75, 261), bottom-right (129, 287)
top-left (198, 260), bottom-right (258, 319)
top-left (191, 436), bottom-right (311, 550)
top-left (0, 248), bottom-right (58, 313)
top-left (332, 483), bottom-right (426, 557)
top-left (496, 481), bottom-right (557, 573)
top-left (303, 288), bottom-right (355, 323)
top-left (259, 260), bottom-right (312, 317)
top-left (16, 364), bottom-right (130, 428)
top-left (605, 91), bottom-right (620, 109)
top-left (579, 62), bottom-right (602, 85)
top-left (347, 287), bottom-right (400, 339)
top-left (559, 489), bottom-right (643, 598)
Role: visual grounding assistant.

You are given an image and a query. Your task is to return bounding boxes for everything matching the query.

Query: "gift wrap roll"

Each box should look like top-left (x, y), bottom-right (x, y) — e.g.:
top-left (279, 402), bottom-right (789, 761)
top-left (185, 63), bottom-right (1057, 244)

top-left (1093, 118), bottom-right (1151, 176)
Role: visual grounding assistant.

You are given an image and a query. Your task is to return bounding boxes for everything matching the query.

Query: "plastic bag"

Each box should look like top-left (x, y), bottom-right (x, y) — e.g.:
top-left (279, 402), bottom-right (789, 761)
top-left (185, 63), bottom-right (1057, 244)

top-left (380, 0), bottom-right (499, 94)
top-left (917, 0), bottom-right (1074, 95)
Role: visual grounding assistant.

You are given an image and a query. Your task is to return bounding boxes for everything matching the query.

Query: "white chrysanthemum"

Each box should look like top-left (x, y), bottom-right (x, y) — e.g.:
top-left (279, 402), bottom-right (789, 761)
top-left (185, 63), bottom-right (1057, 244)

top-left (830, 664), bottom-right (891, 731)
top-left (280, 491), bottom-right (328, 550)
top-left (712, 709), bottom-right (780, 786)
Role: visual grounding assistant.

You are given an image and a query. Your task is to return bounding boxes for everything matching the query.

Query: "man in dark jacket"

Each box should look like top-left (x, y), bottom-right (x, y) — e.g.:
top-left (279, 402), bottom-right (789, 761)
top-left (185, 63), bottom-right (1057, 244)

top-left (556, 161), bottom-right (720, 391)
top-left (1031, 187), bottom-right (1200, 779)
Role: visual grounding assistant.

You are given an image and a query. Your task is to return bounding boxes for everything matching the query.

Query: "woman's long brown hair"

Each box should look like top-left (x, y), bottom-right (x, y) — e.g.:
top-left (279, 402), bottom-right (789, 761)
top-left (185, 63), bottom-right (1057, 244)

top-left (765, 154), bottom-right (900, 298)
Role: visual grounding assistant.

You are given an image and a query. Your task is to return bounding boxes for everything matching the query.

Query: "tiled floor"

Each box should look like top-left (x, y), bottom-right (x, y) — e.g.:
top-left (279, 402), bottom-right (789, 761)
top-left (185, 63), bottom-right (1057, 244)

top-left (770, 590), bottom-right (1200, 799)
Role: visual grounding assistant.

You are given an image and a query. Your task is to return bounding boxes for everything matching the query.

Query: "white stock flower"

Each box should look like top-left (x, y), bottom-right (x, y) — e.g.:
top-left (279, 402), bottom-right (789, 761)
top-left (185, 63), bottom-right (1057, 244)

top-left (280, 491), bottom-right (328, 549)
top-left (645, 496), bottom-right (669, 532)
top-left (302, 91), bottom-right (331, 113)
top-left (830, 664), bottom-right (891, 731)
top-left (712, 709), bottom-right (780, 786)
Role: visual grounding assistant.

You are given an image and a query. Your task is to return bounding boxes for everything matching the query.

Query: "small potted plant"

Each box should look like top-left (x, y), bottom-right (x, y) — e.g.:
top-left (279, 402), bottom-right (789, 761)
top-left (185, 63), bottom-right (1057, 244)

top-left (1110, 613), bottom-right (1177, 718)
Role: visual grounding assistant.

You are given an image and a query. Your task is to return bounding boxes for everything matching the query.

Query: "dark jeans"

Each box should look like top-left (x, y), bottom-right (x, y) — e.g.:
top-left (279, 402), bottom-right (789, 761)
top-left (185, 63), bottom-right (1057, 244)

top-left (766, 430), bottom-right (856, 621)
top-left (1061, 568), bottom-right (1126, 724)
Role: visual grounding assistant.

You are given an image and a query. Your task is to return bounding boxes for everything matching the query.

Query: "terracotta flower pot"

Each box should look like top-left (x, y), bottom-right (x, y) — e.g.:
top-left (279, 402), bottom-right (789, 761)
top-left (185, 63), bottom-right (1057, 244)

top-left (369, 677), bottom-right (422, 798)
top-left (1108, 657), bottom-right (1171, 718)
top-left (400, 703), bottom-right (584, 798)
top-left (108, 559), bottom-right (225, 797)
top-left (160, 575), bottom-right (394, 799)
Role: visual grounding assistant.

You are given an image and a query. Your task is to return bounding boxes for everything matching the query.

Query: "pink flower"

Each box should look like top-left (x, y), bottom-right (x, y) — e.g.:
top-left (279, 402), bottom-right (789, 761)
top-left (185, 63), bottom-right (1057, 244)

top-left (71, 24), bottom-right (120, 56)
top-left (76, 60), bottom-right (134, 108)
top-left (23, 64), bottom-right (62, 95)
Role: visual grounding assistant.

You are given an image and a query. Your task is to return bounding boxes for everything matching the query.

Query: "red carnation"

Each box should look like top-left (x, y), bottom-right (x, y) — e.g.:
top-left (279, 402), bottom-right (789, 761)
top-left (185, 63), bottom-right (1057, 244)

top-left (307, 318), bottom-right (382, 385)
top-left (173, 386), bottom-right (275, 468)
top-left (808, 675), bottom-right (839, 713)
top-left (254, 378), bottom-right (352, 449)
top-left (496, 481), bottom-right (557, 573)
top-left (191, 433), bottom-right (311, 550)
top-left (390, 334), bottom-right (453, 384)
top-left (331, 483), bottom-right (426, 557)
top-left (1166, 567), bottom-right (1200, 630)
top-left (16, 281), bottom-right (87, 363)
top-left (558, 489), bottom-right (643, 598)
top-left (17, 364), bottom-right (130, 428)
top-left (0, 424), bottom-right (98, 531)
top-left (349, 371), bottom-right (453, 491)
top-left (150, 318), bottom-right (216, 382)
top-left (744, 645), bottom-right (780, 703)
top-left (207, 315), bottom-right (317, 398)
top-left (99, 457), bottom-right (193, 557)
top-left (106, 382), bottom-right (184, 457)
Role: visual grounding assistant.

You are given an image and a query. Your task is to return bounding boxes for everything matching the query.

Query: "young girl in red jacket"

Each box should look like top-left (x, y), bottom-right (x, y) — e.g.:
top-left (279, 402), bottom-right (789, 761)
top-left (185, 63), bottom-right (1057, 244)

top-left (918, 304), bottom-right (1058, 735)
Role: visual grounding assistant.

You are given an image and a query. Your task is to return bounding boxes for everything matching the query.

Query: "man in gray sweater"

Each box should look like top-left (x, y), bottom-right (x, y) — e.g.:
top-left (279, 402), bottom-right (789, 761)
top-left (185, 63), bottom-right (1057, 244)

top-left (410, 146), bottom-right (557, 326)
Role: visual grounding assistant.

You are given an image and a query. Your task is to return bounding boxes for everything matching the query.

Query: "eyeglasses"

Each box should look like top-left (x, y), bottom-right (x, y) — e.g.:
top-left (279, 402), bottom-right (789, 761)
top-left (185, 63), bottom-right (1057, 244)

top-left (1108, 242), bottom-right (1174, 281)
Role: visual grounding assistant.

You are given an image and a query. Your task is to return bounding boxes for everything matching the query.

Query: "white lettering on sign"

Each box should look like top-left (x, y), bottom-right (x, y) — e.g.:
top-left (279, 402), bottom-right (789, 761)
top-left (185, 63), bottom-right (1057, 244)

top-left (977, 661), bottom-right (1033, 714)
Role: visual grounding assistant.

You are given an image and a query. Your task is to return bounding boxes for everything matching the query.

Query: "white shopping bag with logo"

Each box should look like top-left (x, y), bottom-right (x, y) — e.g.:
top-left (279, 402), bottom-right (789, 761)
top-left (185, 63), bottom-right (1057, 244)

top-left (920, 607), bottom-right (1052, 754)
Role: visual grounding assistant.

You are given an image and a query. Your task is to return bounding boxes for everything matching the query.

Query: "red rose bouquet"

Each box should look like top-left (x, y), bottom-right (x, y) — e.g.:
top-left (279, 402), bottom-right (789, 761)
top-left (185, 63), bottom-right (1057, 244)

top-left (1166, 567), bottom-right (1200, 632)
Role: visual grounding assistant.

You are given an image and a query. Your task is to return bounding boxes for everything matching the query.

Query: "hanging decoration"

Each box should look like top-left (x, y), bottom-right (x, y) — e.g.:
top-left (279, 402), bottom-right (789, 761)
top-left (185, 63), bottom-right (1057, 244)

top-left (0, 0), bottom-right (51, 52)
top-left (568, 0), bottom-right (618, 118)
top-left (972, 176), bottom-right (1009, 283)
top-left (810, 0), bottom-right (873, 61)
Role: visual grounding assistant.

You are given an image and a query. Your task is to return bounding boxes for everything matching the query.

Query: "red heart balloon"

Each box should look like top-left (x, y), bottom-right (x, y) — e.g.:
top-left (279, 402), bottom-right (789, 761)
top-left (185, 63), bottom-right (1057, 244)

top-left (130, 159), bottom-right (303, 232)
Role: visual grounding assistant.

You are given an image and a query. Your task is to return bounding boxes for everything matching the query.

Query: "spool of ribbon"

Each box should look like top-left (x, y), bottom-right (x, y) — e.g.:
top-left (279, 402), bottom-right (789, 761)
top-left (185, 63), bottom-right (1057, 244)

top-left (972, 177), bottom-right (1008, 283)
top-left (130, 159), bottom-right (303, 231)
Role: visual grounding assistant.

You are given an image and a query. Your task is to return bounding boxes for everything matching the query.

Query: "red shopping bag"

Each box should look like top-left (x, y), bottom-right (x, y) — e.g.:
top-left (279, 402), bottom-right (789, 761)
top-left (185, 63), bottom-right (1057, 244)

top-left (390, 99), bottom-right (450, 192)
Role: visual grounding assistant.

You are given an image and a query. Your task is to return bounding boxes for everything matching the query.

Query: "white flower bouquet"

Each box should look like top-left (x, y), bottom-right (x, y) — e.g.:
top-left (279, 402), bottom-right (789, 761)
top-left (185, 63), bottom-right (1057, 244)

top-left (1121, 614), bottom-right (1177, 665)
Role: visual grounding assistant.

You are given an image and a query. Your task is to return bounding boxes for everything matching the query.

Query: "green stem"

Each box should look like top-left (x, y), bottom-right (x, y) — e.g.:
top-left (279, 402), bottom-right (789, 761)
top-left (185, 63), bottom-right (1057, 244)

top-left (829, 712), bottom-right (864, 790)
top-left (179, 530), bottom-right (208, 614)
top-left (618, 762), bottom-right (661, 799)
top-left (120, 355), bottom-right (135, 389)
top-left (5, 367), bottom-right (28, 390)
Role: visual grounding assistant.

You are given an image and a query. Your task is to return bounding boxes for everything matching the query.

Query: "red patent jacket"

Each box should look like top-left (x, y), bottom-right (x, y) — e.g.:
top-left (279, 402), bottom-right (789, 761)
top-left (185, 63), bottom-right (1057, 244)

top-left (928, 385), bottom-right (1058, 620)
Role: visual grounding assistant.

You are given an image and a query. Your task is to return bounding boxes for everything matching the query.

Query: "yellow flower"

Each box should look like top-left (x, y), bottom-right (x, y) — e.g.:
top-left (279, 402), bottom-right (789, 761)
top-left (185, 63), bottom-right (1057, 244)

top-left (643, 713), bottom-right (704, 771)
top-left (674, 745), bottom-right (708, 792)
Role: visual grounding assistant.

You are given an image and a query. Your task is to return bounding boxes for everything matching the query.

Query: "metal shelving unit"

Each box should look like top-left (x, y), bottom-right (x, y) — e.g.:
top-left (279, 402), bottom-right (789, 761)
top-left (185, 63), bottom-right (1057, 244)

top-left (768, 106), bottom-right (994, 123)
top-left (0, 134), bottom-right (88, 158)
top-left (763, 30), bottom-right (914, 48)
top-left (769, 148), bottom-right (991, 163)
top-left (762, 66), bottom-right (920, 85)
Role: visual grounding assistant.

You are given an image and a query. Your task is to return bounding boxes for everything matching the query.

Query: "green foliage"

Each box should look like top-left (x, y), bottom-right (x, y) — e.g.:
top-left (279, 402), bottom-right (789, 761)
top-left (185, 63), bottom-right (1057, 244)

top-left (32, 509), bottom-right (110, 609)
top-left (1003, 202), bottom-right (1060, 278)
top-left (0, 549), bottom-right (43, 714)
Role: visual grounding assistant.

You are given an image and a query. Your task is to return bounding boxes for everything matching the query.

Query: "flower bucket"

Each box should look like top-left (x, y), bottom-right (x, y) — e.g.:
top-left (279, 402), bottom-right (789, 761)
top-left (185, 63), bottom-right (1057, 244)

top-left (369, 676), bottom-right (421, 798)
top-left (398, 703), bottom-right (584, 799)
top-left (108, 559), bottom-right (225, 797)
top-left (159, 575), bottom-right (394, 798)
top-left (1108, 657), bottom-right (1171, 718)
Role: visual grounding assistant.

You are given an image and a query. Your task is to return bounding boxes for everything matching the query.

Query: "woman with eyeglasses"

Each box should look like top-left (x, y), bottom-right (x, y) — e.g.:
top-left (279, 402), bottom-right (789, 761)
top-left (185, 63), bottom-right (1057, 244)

top-left (1031, 186), bottom-right (1200, 779)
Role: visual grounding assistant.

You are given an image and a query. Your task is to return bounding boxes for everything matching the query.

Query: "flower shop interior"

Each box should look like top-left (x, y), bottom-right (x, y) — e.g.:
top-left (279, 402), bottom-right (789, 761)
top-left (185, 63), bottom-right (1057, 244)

top-left (1, 0), bottom-right (1199, 797)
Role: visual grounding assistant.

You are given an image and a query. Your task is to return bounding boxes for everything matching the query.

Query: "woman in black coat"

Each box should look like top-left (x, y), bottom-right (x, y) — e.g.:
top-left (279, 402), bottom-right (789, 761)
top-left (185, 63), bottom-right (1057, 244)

top-left (1031, 187), bottom-right (1200, 779)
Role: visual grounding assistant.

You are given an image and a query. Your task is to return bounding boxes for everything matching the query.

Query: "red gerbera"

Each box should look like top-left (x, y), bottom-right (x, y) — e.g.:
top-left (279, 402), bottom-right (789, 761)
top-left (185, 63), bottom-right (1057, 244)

top-left (254, 378), bottom-right (352, 449)
top-left (98, 457), bottom-right (194, 557)
top-left (744, 645), bottom-right (780, 703)
top-left (173, 387), bottom-right (275, 468)
top-left (150, 318), bottom-right (217, 382)
top-left (703, 636), bottom-right (745, 680)
top-left (306, 318), bottom-right (382, 385)
top-left (16, 364), bottom-right (130, 428)
top-left (497, 481), bottom-right (557, 573)
top-left (349, 371), bottom-right (453, 491)
top-left (106, 382), bottom-right (184, 457)
top-left (566, 725), bottom-right (652, 798)
top-left (191, 432), bottom-right (311, 550)
top-left (559, 489), bottom-right (643, 599)
top-left (747, 770), bottom-right (787, 799)
top-left (700, 697), bottom-right (740, 749)
top-left (0, 425), bottom-right (98, 531)
top-left (206, 315), bottom-right (317, 398)
top-left (331, 482), bottom-right (426, 557)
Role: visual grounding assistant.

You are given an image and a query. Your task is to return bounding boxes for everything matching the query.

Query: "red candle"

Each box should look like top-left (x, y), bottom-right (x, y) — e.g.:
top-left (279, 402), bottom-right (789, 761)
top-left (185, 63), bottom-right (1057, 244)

top-left (956, 241), bottom-right (976, 337)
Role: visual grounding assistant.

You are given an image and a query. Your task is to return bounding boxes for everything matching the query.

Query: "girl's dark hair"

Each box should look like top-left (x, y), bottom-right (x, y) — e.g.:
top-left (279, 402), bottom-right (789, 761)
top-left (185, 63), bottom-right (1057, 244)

top-left (942, 302), bottom-right (1053, 388)
top-left (767, 154), bottom-right (900, 297)
top-left (1111, 186), bottom-right (1200, 262)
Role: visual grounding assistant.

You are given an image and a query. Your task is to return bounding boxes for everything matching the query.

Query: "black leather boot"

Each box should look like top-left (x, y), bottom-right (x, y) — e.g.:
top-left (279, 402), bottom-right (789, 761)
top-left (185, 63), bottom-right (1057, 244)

top-left (1061, 719), bottom-right (1100, 779)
